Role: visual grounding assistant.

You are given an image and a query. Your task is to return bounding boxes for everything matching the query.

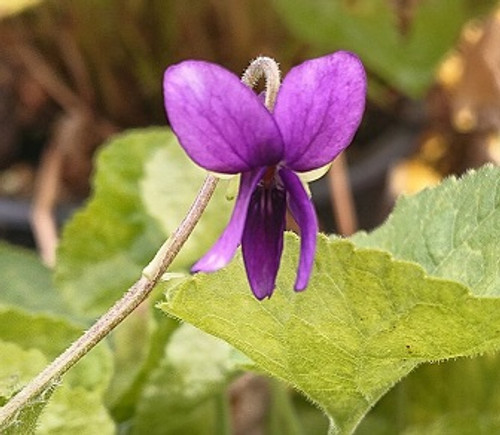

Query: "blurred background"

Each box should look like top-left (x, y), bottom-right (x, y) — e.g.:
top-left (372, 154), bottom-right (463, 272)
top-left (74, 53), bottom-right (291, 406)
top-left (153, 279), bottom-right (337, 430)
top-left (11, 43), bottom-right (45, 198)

top-left (0, 0), bottom-right (499, 258)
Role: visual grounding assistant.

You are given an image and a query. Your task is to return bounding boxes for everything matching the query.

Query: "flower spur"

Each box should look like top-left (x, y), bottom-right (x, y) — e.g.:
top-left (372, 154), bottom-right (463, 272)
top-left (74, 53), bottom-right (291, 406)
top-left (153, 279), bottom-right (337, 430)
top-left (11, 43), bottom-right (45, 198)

top-left (163, 52), bottom-right (366, 299)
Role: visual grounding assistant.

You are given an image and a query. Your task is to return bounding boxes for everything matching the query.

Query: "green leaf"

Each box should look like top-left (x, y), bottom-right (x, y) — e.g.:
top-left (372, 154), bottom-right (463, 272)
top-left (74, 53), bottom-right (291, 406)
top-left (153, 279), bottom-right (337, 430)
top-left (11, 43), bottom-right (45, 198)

top-left (0, 243), bottom-right (114, 433)
top-left (351, 165), bottom-right (500, 296)
top-left (56, 128), bottom-right (232, 318)
top-left (0, 342), bottom-right (48, 402)
top-left (0, 306), bottom-right (111, 391)
top-left (104, 304), bottom-right (155, 413)
top-left (0, 244), bottom-right (114, 435)
top-left (273, 0), bottom-right (494, 97)
top-left (0, 306), bottom-right (113, 433)
top-left (105, 296), bottom-right (179, 421)
top-left (2, 381), bottom-right (54, 435)
top-left (0, 243), bottom-right (69, 317)
top-left (0, 342), bottom-right (51, 434)
top-left (160, 235), bottom-right (500, 434)
top-left (357, 353), bottom-right (500, 434)
top-left (36, 387), bottom-right (114, 435)
top-left (131, 323), bottom-right (238, 434)
top-left (140, 147), bottom-right (232, 270)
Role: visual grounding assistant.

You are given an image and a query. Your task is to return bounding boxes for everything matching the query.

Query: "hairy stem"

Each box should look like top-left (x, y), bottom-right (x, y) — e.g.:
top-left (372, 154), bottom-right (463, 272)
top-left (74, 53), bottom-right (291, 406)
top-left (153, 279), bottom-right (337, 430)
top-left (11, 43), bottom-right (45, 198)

top-left (241, 56), bottom-right (281, 110)
top-left (0, 175), bottom-right (219, 428)
top-left (0, 55), bottom-right (278, 428)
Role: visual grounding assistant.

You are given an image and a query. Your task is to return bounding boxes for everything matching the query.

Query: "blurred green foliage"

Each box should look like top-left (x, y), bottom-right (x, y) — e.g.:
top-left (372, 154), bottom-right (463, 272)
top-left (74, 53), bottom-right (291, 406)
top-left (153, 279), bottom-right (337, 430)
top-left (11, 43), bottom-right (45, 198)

top-left (274, 0), bottom-right (495, 97)
top-left (0, 246), bottom-right (114, 434)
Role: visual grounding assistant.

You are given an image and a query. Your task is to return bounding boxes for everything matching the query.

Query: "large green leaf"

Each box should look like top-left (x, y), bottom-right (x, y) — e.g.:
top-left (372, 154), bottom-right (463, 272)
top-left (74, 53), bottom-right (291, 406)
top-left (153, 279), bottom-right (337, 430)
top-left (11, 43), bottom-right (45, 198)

top-left (105, 292), bottom-right (179, 422)
top-left (0, 307), bottom-right (111, 389)
top-left (0, 342), bottom-right (48, 404)
top-left (0, 305), bottom-right (113, 433)
top-left (131, 323), bottom-right (238, 434)
top-left (0, 343), bottom-right (53, 435)
top-left (0, 243), bottom-right (69, 317)
top-left (273, 0), bottom-right (494, 97)
top-left (160, 235), bottom-right (500, 434)
top-left (0, 243), bottom-right (114, 433)
top-left (55, 128), bottom-right (232, 318)
top-left (36, 387), bottom-right (115, 435)
top-left (351, 165), bottom-right (500, 296)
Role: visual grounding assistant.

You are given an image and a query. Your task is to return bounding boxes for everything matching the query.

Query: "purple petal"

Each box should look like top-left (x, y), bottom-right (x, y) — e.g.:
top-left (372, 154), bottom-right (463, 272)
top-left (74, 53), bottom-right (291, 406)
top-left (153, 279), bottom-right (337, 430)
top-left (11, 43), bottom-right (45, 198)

top-left (192, 168), bottom-right (265, 272)
top-left (279, 168), bottom-right (318, 291)
top-left (274, 51), bottom-right (366, 172)
top-left (164, 61), bottom-right (284, 174)
top-left (241, 182), bottom-right (287, 300)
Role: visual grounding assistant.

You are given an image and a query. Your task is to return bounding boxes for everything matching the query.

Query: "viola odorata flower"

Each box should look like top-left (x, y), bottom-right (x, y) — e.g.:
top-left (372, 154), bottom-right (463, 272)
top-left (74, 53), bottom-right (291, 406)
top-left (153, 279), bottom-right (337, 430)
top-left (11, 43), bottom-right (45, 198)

top-left (163, 52), bottom-right (366, 299)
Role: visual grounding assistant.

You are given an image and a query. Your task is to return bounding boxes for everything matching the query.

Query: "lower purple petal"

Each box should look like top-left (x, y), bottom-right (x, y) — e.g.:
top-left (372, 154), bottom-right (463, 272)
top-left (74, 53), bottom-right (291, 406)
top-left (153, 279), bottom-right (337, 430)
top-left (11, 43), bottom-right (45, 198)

top-left (279, 168), bottom-right (318, 291)
top-left (242, 182), bottom-right (287, 300)
top-left (192, 168), bottom-right (265, 273)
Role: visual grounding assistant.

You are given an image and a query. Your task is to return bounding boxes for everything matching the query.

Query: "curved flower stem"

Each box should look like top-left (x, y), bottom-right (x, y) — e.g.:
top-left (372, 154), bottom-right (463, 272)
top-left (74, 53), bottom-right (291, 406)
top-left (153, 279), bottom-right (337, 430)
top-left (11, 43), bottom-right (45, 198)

top-left (0, 57), bottom-right (280, 428)
top-left (0, 175), bottom-right (219, 429)
top-left (241, 56), bottom-right (281, 110)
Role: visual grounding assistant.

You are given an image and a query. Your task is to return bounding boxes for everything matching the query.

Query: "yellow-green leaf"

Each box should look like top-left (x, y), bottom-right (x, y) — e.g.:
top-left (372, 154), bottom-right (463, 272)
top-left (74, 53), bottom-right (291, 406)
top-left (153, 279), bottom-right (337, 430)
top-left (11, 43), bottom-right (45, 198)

top-left (160, 235), bottom-right (500, 434)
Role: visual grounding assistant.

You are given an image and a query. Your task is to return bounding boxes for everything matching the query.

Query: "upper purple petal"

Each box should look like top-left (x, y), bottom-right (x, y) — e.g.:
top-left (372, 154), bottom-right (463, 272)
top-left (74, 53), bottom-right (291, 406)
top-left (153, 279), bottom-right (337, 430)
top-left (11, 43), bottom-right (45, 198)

top-left (279, 168), bottom-right (318, 291)
top-left (164, 61), bottom-right (284, 174)
top-left (242, 182), bottom-right (287, 299)
top-left (274, 51), bottom-right (366, 172)
top-left (192, 168), bottom-right (265, 273)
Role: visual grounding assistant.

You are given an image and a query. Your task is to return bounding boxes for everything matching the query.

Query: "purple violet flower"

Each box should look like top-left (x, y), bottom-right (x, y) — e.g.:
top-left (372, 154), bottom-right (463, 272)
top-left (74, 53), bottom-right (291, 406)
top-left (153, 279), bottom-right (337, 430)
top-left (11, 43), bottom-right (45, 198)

top-left (163, 51), bottom-right (366, 299)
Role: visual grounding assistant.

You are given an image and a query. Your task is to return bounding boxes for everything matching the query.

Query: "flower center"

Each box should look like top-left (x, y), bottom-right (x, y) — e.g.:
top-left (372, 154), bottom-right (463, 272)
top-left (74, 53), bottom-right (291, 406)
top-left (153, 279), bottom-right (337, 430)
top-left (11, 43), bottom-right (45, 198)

top-left (262, 166), bottom-right (277, 188)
